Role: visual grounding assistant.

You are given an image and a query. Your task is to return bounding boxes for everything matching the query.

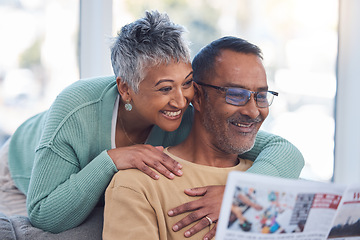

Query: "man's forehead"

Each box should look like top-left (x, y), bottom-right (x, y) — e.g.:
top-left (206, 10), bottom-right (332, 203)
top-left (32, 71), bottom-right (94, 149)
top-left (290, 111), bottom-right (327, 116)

top-left (215, 49), bottom-right (261, 64)
top-left (212, 51), bottom-right (266, 87)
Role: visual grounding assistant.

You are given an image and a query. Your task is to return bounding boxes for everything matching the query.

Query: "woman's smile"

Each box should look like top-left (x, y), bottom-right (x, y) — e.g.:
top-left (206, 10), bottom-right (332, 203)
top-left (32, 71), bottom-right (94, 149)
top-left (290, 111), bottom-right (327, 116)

top-left (161, 109), bottom-right (182, 119)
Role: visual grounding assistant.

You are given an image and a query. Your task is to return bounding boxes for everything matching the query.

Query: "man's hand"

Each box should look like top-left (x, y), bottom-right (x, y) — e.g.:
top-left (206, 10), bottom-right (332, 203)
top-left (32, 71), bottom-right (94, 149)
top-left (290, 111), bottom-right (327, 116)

top-left (168, 185), bottom-right (225, 239)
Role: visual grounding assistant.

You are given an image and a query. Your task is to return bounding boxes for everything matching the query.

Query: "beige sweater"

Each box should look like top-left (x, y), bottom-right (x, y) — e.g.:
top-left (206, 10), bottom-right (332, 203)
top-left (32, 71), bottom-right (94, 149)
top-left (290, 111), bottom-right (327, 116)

top-left (103, 148), bottom-right (253, 240)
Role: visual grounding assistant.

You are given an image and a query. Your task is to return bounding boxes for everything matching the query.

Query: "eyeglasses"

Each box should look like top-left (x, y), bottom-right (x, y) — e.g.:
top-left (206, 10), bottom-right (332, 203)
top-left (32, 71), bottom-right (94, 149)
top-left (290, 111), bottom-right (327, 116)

top-left (197, 82), bottom-right (278, 108)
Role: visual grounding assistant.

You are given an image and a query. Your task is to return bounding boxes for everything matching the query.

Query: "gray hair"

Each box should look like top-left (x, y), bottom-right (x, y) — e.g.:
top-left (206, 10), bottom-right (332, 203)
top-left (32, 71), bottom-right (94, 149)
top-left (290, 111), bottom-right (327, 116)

top-left (110, 10), bottom-right (191, 92)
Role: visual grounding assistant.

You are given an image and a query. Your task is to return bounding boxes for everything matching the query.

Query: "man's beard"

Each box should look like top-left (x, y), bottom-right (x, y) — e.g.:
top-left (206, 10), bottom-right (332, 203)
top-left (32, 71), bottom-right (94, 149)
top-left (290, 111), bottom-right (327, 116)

top-left (202, 102), bottom-right (262, 155)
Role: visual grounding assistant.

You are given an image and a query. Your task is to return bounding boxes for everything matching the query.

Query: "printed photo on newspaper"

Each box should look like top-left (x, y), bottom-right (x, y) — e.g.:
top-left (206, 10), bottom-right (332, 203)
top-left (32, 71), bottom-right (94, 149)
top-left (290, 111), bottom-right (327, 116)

top-left (216, 172), bottom-right (360, 240)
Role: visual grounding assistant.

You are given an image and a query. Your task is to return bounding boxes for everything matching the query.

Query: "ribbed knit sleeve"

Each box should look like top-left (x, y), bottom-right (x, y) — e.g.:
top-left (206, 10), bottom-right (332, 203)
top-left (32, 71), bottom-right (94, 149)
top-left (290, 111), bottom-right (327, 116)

top-left (24, 76), bottom-right (119, 233)
top-left (27, 149), bottom-right (116, 233)
top-left (240, 130), bottom-right (304, 178)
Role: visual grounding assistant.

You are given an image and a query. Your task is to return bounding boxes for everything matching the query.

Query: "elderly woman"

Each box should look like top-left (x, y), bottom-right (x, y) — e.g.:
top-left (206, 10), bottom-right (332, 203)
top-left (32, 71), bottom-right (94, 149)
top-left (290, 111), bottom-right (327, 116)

top-left (0, 10), bottom-right (303, 239)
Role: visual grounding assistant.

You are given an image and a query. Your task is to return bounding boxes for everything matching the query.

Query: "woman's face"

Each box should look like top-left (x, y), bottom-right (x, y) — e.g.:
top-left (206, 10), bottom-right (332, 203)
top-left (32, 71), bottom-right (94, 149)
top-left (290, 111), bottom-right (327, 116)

top-left (129, 61), bottom-right (194, 132)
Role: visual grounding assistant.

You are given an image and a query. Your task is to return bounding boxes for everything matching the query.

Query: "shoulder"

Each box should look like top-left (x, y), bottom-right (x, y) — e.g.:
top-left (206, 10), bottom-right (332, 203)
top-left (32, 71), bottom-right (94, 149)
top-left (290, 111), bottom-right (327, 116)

top-left (54, 75), bottom-right (116, 108)
top-left (38, 76), bottom-right (117, 146)
top-left (52, 75), bottom-right (116, 116)
top-left (46, 75), bottom-right (116, 121)
top-left (107, 167), bottom-right (180, 196)
top-left (108, 169), bottom-right (154, 191)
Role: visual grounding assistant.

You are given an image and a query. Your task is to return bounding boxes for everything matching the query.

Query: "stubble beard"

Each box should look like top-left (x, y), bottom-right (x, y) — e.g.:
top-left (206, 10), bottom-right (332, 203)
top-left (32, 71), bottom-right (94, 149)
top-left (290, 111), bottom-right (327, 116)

top-left (202, 103), bottom-right (257, 155)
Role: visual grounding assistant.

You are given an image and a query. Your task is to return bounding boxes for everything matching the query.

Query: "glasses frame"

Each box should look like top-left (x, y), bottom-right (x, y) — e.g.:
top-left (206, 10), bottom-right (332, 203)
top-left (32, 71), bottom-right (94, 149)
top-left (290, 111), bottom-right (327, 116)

top-left (196, 82), bottom-right (278, 108)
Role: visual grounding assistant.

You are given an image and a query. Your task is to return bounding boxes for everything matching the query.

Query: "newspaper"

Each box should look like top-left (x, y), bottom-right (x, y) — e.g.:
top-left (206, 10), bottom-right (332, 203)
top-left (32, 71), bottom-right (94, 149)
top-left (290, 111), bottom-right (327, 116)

top-left (216, 172), bottom-right (360, 240)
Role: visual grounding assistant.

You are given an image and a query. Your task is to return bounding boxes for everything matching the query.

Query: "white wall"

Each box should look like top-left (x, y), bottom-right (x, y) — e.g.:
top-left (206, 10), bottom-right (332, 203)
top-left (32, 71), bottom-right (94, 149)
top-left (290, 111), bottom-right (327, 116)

top-left (334, 0), bottom-right (360, 184)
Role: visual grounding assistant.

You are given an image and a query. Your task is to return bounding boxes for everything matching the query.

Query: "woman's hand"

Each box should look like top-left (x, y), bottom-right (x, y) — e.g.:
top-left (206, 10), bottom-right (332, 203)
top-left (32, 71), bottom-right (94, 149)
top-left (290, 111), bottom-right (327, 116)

top-left (107, 145), bottom-right (182, 180)
top-left (168, 185), bottom-right (225, 239)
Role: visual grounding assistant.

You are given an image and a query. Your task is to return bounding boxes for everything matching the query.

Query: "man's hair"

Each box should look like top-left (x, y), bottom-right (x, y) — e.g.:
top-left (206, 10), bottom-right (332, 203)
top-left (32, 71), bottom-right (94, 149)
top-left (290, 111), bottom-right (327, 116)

top-left (110, 10), bottom-right (191, 92)
top-left (192, 36), bottom-right (263, 84)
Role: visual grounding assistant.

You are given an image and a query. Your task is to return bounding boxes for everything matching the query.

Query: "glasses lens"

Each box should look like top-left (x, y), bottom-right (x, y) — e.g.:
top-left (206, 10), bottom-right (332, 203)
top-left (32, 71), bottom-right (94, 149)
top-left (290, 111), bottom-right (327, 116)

top-left (256, 91), bottom-right (273, 108)
top-left (225, 88), bottom-right (250, 106)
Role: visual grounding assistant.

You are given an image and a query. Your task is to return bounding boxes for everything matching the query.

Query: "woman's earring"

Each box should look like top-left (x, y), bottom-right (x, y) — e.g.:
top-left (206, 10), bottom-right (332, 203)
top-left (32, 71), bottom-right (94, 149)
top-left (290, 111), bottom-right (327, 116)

top-left (125, 100), bottom-right (132, 111)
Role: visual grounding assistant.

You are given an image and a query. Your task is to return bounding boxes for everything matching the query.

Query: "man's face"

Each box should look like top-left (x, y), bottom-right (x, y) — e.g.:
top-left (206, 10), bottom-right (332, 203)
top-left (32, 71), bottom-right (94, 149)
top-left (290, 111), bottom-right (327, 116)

top-left (200, 50), bottom-right (269, 154)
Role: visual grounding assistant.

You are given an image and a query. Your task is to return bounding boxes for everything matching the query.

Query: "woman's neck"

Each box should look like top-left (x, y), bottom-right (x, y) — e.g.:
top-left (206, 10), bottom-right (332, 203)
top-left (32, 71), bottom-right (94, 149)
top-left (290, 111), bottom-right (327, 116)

top-left (115, 104), bottom-right (153, 147)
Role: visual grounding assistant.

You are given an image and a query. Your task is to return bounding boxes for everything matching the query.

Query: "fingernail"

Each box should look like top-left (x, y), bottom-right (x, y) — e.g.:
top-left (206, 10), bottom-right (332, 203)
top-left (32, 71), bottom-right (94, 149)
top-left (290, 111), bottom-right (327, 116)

top-left (177, 170), bottom-right (183, 175)
top-left (185, 231), bottom-right (191, 237)
top-left (168, 210), bottom-right (173, 216)
top-left (178, 163), bottom-right (183, 169)
top-left (155, 175), bottom-right (159, 180)
top-left (169, 173), bottom-right (175, 178)
top-left (172, 225), bottom-right (178, 231)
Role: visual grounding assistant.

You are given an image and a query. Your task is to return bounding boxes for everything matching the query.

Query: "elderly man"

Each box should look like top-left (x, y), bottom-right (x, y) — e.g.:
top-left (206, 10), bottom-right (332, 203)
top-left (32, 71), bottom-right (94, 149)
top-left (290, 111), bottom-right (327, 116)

top-left (103, 36), bottom-right (304, 240)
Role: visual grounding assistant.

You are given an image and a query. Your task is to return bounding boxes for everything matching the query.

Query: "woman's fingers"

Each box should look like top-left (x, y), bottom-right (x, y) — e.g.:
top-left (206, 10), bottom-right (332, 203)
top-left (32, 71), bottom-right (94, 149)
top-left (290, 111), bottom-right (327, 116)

top-left (141, 146), bottom-right (182, 179)
top-left (108, 145), bottom-right (182, 179)
top-left (133, 161), bottom-right (160, 180)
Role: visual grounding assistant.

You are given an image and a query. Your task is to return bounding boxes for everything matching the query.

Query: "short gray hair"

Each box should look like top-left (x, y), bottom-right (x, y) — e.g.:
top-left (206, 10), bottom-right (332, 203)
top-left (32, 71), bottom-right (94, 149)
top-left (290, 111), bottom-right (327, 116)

top-left (110, 10), bottom-right (191, 92)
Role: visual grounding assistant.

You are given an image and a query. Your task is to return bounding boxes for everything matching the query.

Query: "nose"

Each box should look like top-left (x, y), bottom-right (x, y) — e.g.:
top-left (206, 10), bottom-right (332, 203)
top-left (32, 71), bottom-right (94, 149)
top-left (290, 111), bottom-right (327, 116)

top-left (239, 94), bottom-right (260, 119)
top-left (169, 89), bottom-right (187, 109)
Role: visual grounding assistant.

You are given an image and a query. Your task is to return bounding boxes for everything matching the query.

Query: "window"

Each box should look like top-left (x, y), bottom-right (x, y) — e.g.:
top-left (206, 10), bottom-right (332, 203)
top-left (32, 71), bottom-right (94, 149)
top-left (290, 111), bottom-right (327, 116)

top-left (0, 0), bottom-right (79, 144)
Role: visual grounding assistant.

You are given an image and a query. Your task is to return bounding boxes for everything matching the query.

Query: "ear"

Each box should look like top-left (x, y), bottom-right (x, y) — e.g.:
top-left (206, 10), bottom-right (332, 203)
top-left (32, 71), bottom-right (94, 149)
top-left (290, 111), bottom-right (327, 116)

top-left (116, 77), bottom-right (131, 101)
top-left (191, 82), bottom-right (203, 112)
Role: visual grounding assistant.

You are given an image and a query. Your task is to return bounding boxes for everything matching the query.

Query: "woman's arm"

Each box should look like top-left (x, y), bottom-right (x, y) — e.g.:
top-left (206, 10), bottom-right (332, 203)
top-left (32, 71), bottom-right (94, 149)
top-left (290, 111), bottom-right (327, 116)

top-left (241, 130), bottom-right (304, 178)
top-left (27, 148), bottom-right (117, 233)
top-left (27, 144), bottom-right (183, 233)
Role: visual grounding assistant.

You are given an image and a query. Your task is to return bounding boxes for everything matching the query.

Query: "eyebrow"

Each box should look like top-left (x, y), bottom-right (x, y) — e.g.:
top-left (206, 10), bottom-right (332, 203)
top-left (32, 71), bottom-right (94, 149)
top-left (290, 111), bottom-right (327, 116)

top-left (154, 71), bottom-right (193, 87)
top-left (154, 79), bottom-right (174, 87)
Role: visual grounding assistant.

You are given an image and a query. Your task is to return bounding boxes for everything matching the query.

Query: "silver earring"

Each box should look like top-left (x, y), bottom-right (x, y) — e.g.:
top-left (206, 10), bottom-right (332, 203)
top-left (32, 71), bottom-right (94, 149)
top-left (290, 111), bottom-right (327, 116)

top-left (125, 101), bottom-right (132, 111)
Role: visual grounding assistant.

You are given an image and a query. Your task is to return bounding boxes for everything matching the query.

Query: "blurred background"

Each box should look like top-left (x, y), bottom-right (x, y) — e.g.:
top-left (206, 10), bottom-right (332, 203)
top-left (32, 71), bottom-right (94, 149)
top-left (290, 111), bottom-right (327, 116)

top-left (0, 0), bottom-right (358, 183)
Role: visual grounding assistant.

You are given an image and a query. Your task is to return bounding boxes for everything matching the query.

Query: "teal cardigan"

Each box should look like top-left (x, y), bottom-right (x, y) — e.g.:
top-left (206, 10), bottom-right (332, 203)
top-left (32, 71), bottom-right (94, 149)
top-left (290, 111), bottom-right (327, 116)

top-left (8, 76), bottom-right (304, 233)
